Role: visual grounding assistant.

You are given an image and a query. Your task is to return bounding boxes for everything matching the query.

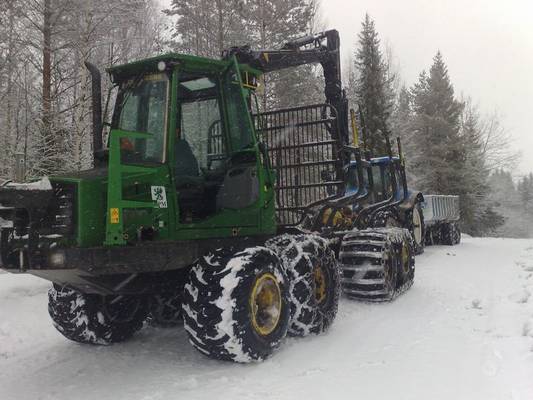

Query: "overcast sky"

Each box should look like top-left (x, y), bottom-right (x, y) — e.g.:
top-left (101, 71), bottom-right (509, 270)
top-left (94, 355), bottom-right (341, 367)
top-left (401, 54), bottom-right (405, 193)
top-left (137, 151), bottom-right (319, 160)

top-left (159, 0), bottom-right (533, 174)
top-left (320, 0), bottom-right (533, 175)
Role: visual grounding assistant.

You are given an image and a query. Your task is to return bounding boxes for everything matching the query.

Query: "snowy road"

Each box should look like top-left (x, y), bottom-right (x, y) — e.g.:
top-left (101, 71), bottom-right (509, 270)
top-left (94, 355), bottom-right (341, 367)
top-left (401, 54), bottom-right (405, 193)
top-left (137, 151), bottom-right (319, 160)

top-left (1, 237), bottom-right (532, 400)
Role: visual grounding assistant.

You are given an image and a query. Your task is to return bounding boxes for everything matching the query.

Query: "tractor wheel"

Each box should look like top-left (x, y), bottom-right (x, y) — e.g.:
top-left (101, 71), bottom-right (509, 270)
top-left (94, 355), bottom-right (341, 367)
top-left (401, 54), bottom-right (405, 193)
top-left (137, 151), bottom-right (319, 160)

top-left (339, 227), bottom-right (415, 301)
top-left (396, 232), bottom-right (416, 291)
top-left (182, 246), bottom-right (290, 363)
top-left (147, 293), bottom-right (183, 327)
top-left (266, 234), bottom-right (340, 336)
top-left (48, 285), bottom-right (148, 344)
top-left (370, 210), bottom-right (400, 228)
top-left (410, 202), bottom-right (425, 255)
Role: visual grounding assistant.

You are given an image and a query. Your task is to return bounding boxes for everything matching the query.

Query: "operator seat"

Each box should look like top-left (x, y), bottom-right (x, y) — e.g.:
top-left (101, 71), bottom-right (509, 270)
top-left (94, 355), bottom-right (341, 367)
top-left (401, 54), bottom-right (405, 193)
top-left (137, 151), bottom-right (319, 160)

top-left (174, 139), bottom-right (205, 221)
top-left (174, 139), bottom-right (202, 185)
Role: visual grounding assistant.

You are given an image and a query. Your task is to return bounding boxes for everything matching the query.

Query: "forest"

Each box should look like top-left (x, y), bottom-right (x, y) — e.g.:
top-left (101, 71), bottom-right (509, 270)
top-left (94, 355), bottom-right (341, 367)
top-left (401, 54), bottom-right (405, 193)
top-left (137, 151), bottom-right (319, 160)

top-left (0, 0), bottom-right (527, 237)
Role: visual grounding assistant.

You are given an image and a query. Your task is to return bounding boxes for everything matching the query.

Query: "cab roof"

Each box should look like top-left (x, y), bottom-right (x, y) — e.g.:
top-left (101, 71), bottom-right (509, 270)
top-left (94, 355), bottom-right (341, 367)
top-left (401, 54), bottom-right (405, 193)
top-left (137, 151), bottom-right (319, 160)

top-left (106, 53), bottom-right (261, 82)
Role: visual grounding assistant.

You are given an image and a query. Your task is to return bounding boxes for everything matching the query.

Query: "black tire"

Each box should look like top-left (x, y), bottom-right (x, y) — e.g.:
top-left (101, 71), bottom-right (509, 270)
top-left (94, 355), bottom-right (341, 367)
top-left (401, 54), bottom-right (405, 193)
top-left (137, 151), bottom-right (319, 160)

top-left (182, 246), bottom-right (290, 363)
top-left (266, 234), bottom-right (340, 337)
top-left (395, 231), bottom-right (416, 290)
top-left (453, 224), bottom-right (461, 245)
top-left (370, 210), bottom-right (400, 228)
top-left (339, 227), bottom-right (414, 301)
top-left (425, 225), bottom-right (441, 245)
top-left (425, 227), bottom-right (434, 246)
top-left (441, 222), bottom-right (460, 246)
top-left (48, 285), bottom-right (148, 344)
top-left (409, 202), bottom-right (425, 255)
top-left (147, 293), bottom-right (183, 327)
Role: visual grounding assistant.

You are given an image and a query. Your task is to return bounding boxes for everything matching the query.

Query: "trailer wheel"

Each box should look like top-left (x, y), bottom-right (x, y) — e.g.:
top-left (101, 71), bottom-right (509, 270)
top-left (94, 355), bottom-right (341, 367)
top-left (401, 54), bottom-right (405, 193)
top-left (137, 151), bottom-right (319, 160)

top-left (182, 246), bottom-right (290, 362)
top-left (267, 234), bottom-right (340, 336)
top-left (147, 293), bottom-right (183, 327)
top-left (453, 224), bottom-right (461, 245)
top-left (410, 202), bottom-right (425, 254)
top-left (48, 285), bottom-right (148, 344)
top-left (441, 222), bottom-right (460, 246)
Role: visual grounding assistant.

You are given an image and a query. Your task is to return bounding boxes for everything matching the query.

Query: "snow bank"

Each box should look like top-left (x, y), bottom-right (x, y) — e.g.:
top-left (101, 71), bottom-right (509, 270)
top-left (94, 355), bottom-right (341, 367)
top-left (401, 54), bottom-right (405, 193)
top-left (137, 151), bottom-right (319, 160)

top-left (3, 176), bottom-right (52, 191)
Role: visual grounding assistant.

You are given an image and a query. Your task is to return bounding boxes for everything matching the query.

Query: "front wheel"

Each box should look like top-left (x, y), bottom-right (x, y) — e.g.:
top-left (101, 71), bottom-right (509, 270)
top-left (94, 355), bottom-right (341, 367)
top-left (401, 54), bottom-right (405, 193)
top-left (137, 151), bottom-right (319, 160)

top-left (182, 246), bottom-right (290, 363)
top-left (339, 227), bottom-right (415, 301)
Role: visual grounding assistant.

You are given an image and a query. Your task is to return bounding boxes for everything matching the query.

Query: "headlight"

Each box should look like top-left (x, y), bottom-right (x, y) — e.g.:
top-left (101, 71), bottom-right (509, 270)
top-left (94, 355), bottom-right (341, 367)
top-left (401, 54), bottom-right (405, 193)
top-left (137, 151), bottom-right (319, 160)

top-left (48, 250), bottom-right (66, 268)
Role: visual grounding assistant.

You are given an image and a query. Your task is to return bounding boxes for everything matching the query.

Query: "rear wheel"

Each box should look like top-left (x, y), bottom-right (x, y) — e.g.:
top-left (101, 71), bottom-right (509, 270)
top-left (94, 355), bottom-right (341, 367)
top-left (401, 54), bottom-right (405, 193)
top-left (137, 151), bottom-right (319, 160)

top-left (182, 246), bottom-right (290, 362)
top-left (410, 203), bottom-right (425, 255)
top-left (396, 232), bottom-right (416, 291)
top-left (267, 234), bottom-right (340, 336)
top-left (48, 285), bottom-right (148, 344)
top-left (441, 222), bottom-right (461, 245)
top-left (452, 224), bottom-right (461, 245)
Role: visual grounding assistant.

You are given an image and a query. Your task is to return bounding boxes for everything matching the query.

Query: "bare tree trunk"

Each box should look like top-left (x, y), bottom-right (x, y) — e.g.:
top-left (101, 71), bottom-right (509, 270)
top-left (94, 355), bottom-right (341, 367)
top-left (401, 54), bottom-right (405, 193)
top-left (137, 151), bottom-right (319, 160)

top-left (259, 0), bottom-right (267, 111)
top-left (43, 0), bottom-right (52, 132)
top-left (215, 0), bottom-right (224, 55)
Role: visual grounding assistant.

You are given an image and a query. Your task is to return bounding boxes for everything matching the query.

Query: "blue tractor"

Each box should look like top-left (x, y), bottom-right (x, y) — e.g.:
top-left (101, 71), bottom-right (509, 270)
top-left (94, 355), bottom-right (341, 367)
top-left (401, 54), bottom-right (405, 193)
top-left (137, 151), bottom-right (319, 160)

top-left (343, 154), bottom-right (425, 254)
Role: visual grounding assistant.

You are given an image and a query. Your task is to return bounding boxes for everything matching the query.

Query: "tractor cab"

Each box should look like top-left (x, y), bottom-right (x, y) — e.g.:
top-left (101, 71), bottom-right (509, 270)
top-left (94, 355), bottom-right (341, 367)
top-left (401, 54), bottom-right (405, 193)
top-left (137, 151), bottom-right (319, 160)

top-left (345, 156), bottom-right (405, 204)
top-left (104, 54), bottom-right (275, 246)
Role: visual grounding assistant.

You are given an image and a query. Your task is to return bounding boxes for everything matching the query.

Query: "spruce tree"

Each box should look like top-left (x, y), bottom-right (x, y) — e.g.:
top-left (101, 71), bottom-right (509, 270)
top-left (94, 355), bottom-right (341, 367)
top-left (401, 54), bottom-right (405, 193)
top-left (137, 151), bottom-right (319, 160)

top-left (410, 52), bottom-right (464, 193)
top-left (353, 14), bottom-right (395, 155)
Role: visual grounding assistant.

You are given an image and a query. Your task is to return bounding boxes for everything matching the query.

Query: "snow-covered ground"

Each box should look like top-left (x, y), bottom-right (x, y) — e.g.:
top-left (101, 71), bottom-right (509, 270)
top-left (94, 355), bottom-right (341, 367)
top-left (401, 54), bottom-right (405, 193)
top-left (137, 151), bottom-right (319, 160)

top-left (1, 237), bottom-right (532, 400)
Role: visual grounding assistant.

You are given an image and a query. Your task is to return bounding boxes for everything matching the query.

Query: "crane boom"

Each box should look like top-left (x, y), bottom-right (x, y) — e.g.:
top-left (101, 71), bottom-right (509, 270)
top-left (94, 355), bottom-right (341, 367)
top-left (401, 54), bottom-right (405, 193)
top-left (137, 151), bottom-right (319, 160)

top-left (223, 30), bottom-right (350, 145)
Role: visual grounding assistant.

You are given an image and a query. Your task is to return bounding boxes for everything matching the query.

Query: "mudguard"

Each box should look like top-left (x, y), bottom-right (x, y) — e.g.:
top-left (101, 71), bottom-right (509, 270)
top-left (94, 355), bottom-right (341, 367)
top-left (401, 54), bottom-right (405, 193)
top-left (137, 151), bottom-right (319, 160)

top-left (399, 191), bottom-right (424, 211)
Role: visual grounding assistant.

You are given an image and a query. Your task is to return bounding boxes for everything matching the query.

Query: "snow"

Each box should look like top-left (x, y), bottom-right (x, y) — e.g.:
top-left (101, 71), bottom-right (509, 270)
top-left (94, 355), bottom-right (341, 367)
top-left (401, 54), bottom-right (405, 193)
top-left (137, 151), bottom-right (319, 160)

top-left (0, 216), bottom-right (12, 228)
top-left (3, 176), bottom-right (52, 191)
top-left (1, 237), bottom-right (533, 400)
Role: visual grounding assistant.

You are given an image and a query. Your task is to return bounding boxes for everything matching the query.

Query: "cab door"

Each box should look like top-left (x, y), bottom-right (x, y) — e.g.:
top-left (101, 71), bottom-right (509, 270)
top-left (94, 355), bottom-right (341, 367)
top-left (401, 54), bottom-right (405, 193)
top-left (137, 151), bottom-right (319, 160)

top-left (171, 60), bottom-right (268, 240)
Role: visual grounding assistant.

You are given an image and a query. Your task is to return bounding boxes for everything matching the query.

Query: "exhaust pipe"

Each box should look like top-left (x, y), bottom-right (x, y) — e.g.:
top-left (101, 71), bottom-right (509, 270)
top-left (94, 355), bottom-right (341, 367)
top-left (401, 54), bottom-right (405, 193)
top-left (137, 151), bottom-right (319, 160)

top-left (84, 61), bottom-right (103, 157)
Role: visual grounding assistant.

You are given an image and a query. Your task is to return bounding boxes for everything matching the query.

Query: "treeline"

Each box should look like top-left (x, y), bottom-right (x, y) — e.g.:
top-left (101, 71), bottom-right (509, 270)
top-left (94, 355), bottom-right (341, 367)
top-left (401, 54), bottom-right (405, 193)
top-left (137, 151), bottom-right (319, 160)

top-left (0, 1), bottom-right (522, 236)
top-left (348, 14), bottom-right (518, 236)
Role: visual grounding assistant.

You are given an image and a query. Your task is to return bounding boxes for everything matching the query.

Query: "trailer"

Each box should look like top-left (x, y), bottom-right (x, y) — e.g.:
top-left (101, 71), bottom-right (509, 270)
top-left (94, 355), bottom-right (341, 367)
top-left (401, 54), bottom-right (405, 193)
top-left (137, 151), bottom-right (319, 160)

top-left (422, 195), bottom-right (461, 245)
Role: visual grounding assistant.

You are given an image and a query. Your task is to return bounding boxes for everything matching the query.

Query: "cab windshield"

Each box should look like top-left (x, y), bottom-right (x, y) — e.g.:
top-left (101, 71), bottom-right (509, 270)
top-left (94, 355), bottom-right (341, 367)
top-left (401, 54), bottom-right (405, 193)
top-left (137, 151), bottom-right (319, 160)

top-left (114, 73), bottom-right (169, 164)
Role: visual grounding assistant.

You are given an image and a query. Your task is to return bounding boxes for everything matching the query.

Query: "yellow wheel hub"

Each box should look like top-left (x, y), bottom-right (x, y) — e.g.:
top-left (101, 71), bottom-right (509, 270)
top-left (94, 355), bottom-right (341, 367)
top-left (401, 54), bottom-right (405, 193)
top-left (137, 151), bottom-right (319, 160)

top-left (401, 243), bottom-right (410, 273)
top-left (314, 265), bottom-right (327, 304)
top-left (250, 273), bottom-right (282, 336)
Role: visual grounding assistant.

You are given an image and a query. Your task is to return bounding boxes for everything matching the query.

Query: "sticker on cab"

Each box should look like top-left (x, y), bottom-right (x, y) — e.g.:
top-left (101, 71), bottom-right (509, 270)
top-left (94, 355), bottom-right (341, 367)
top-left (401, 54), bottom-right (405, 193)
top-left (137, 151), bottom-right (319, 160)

top-left (151, 186), bottom-right (168, 208)
top-left (110, 208), bottom-right (120, 224)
